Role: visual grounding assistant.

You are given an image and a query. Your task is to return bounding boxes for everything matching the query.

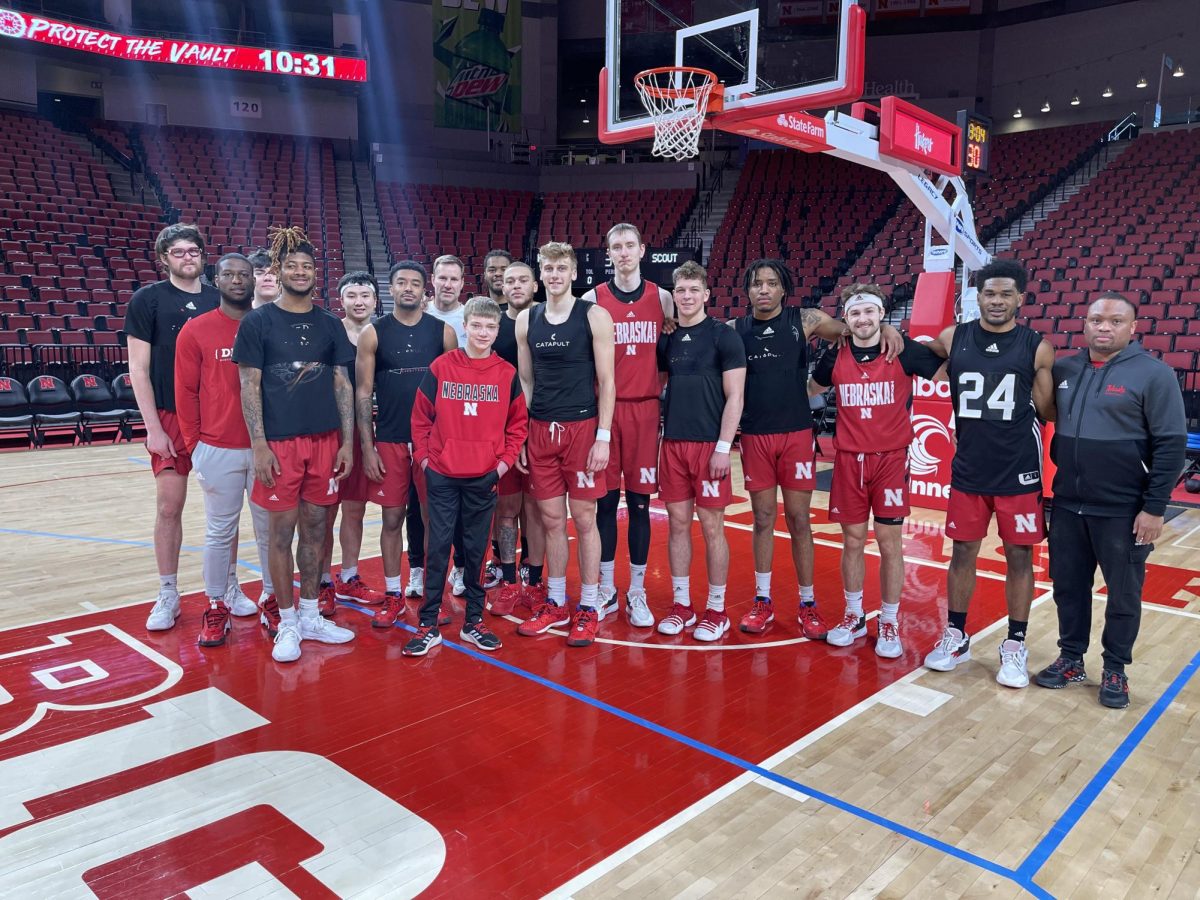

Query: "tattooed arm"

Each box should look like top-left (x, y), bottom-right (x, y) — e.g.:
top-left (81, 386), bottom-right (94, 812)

top-left (332, 365), bottom-right (355, 480)
top-left (239, 364), bottom-right (279, 488)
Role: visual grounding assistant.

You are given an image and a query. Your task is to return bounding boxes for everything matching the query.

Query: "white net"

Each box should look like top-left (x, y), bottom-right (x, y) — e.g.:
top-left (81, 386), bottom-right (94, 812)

top-left (634, 68), bottom-right (717, 161)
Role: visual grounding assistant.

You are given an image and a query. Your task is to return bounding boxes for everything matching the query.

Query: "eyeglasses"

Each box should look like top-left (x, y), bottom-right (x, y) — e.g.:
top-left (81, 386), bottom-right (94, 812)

top-left (167, 248), bottom-right (203, 259)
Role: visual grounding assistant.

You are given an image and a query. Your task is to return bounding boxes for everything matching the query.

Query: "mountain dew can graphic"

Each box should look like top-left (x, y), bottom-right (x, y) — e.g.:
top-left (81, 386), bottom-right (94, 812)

top-left (434, 1), bottom-right (522, 132)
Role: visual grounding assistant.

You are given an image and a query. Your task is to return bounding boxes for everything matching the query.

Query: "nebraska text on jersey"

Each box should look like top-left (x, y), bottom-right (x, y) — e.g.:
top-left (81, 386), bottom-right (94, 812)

top-left (440, 382), bottom-right (501, 403)
top-left (838, 381), bottom-right (896, 407)
top-left (614, 320), bottom-right (658, 346)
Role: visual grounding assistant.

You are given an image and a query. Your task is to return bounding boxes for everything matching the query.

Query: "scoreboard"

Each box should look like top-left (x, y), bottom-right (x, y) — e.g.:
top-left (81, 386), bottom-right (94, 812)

top-left (956, 111), bottom-right (992, 176)
top-left (573, 247), bottom-right (698, 292)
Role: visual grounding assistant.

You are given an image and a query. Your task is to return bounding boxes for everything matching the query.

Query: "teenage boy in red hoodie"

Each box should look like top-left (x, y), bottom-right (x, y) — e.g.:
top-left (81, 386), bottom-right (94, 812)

top-left (404, 297), bottom-right (529, 655)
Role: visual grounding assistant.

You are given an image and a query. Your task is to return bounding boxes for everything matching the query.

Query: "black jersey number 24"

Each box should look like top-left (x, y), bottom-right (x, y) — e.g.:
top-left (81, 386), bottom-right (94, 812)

top-left (956, 372), bottom-right (1016, 421)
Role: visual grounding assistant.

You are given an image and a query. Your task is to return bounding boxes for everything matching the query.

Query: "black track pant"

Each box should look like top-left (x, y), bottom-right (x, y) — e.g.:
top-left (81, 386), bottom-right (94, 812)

top-left (1049, 507), bottom-right (1151, 672)
top-left (407, 478), bottom-right (465, 570)
top-left (419, 468), bottom-right (498, 626)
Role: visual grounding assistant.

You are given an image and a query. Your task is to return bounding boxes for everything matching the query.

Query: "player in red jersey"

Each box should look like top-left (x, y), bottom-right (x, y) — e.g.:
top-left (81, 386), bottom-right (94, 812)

top-left (486, 261), bottom-right (548, 617)
top-left (808, 285), bottom-right (945, 657)
top-left (582, 223), bottom-right (675, 628)
top-left (234, 227), bottom-right (358, 663)
top-left (656, 261), bottom-right (746, 642)
top-left (516, 242), bottom-right (617, 647)
top-left (129, 224), bottom-right (219, 632)
top-left (174, 253), bottom-right (276, 646)
top-left (403, 298), bottom-right (529, 655)
top-left (732, 260), bottom-right (904, 639)
top-left (318, 272), bottom-right (387, 615)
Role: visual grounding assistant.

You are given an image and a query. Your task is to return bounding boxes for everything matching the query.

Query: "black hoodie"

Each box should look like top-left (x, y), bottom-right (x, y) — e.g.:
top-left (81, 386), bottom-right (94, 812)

top-left (1050, 342), bottom-right (1186, 517)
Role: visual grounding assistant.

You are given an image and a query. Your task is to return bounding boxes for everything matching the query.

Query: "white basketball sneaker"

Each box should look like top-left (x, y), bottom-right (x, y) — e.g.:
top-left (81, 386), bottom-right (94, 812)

top-left (405, 567), bottom-right (425, 598)
top-left (272, 622), bottom-right (301, 663)
top-left (997, 639), bottom-right (1030, 688)
top-left (299, 615), bottom-right (356, 644)
top-left (875, 620), bottom-right (903, 659)
top-left (626, 589), bottom-right (654, 628)
top-left (924, 626), bottom-right (971, 671)
top-left (597, 585), bottom-right (619, 620)
top-left (449, 567), bottom-right (466, 597)
top-left (145, 590), bottom-right (180, 631)
top-left (223, 582), bottom-right (259, 617)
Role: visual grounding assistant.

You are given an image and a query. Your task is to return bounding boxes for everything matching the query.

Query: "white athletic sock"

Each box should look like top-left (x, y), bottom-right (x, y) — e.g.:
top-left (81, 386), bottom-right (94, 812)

top-left (280, 605), bottom-right (299, 626)
top-left (671, 576), bottom-right (691, 606)
top-left (599, 560), bottom-right (616, 590)
top-left (321, 571), bottom-right (333, 586)
top-left (844, 589), bottom-right (864, 618)
top-left (707, 584), bottom-right (726, 613)
top-left (880, 601), bottom-right (900, 624)
top-left (799, 584), bottom-right (815, 605)
top-left (341, 565), bottom-right (358, 581)
top-left (754, 571), bottom-right (771, 599)
top-left (385, 575), bottom-right (402, 594)
top-left (580, 583), bottom-right (599, 609)
top-left (298, 598), bottom-right (318, 619)
top-left (629, 563), bottom-right (647, 592)
top-left (548, 576), bottom-right (567, 605)
top-left (159, 574), bottom-right (178, 593)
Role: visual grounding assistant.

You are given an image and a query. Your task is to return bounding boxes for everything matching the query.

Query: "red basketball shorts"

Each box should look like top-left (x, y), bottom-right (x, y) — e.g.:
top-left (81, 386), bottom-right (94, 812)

top-left (498, 462), bottom-right (528, 496)
top-left (739, 430), bottom-right (815, 493)
top-left (828, 448), bottom-right (910, 524)
top-left (367, 441), bottom-right (414, 507)
top-left (605, 398), bottom-right (660, 494)
top-left (527, 417), bottom-right (607, 501)
top-left (150, 409), bottom-right (192, 477)
top-left (658, 439), bottom-right (732, 508)
top-left (251, 430), bottom-right (341, 511)
top-left (339, 434), bottom-right (369, 503)
top-left (945, 488), bottom-right (1045, 545)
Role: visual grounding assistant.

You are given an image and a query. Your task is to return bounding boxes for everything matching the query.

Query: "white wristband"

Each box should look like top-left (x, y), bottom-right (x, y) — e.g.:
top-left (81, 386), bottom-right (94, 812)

top-left (715, 440), bottom-right (732, 454)
top-left (595, 428), bottom-right (611, 442)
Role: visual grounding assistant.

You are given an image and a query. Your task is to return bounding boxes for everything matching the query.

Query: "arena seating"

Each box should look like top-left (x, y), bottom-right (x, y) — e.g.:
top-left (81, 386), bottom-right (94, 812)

top-left (375, 182), bottom-right (535, 287)
top-left (536, 188), bottom-right (694, 251)
top-left (135, 126), bottom-right (345, 295)
top-left (1010, 127), bottom-right (1200, 372)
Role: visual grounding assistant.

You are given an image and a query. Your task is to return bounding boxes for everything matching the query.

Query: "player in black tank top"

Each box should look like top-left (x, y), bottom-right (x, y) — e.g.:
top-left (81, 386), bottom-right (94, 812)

top-left (527, 300), bottom-right (597, 421)
top-left (373, 314), bottom-right (447, 443)
top-left (922, 259), bottom-right (1057, 689)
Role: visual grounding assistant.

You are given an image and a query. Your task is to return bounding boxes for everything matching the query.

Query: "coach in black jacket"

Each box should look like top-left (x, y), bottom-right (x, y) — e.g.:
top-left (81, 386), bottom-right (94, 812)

top-left (1036, 292), bottom-right (1187, 708)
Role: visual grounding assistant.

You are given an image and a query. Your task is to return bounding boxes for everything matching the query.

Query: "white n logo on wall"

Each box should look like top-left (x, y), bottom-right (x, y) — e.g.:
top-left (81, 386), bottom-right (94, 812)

top-left (701, 480), bottom-right (720, 497)
top-left (463, 402), bottom-right (478, 416)
top-left (884, 488), bottom-right (904, 507)
top-left (1013, 513), bottom-right (1038, 534)
top-left (577, 472), bottom-right (595, 488)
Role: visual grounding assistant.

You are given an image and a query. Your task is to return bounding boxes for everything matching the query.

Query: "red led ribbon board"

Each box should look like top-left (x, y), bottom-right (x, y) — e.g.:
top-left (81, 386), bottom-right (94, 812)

top-left (0, 7), bottom-right (368, 83)
top-left (879, 96), bottom-right (961, 177)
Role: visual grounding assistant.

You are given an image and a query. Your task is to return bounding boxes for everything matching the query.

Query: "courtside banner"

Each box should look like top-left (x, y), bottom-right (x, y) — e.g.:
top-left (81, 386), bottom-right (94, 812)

top-left (0, 8), bottom-right (368, 82)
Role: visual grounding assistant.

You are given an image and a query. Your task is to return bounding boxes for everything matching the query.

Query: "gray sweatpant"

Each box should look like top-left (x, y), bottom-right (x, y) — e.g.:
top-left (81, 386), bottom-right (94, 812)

top-left (192, 442), bottom-right (274, 599)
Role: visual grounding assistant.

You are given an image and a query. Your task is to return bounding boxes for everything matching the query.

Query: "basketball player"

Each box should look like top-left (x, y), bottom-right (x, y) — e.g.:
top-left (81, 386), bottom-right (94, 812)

top-left (581, 223), bottom-right (675, 628)
top-left (249, 249), bottom-right (280, 309)
top-left (923, 258), bottom-right (1056, 687)
top-left (174, 253), bottom-right (275, 646)
top-left (808, 285), bottom-right (945, 656)
top-left (403, 298), bottom-right (529, 655)
top-left (1035, 292), bottom-right (1186, 708)
top-left (732, 260), bottom-right (903, 639)
top-left (515, 241), bottom-right (616, 647)
top-left (486, 261), bottom-right (548, 617)
top-left (482, 249), bottom-right (513, 308)
top-left (357, 261), bottom-right (458, 628)
top-left (318, 272), bottom-right (386, 615)
top-left (129, 224), bottom-right (219, 632)
top-left (234, 227), bottom-right (357, 663)
top-left (657, 261), bottom-right (746, 641)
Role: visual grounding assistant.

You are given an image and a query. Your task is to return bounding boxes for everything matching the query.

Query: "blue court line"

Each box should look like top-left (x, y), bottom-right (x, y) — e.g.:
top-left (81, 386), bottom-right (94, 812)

top-left (1015, 648), bottom-right (1200, 881)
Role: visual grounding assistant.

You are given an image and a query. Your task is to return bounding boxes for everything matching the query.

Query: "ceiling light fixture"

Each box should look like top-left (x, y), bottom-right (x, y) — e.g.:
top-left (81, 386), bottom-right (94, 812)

top-left (1013, 108), bottom-right (1022, 118)
top-left (1102, 85), bottom-right (1114, 98)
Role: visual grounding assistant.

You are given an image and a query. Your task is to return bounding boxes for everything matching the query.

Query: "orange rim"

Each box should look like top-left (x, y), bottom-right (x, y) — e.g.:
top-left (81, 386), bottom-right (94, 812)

top-left (633, 66), bottom-right (720, 102)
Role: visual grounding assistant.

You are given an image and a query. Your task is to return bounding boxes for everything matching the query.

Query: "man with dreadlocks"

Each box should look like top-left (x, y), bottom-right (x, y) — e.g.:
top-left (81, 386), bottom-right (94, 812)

top-left (234, 227), bottom-right (358, 662)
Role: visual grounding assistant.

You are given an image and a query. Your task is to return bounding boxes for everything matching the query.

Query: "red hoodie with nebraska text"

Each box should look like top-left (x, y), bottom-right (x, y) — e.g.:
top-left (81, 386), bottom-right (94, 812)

top-left (411, 348), bottom-right (528, 478)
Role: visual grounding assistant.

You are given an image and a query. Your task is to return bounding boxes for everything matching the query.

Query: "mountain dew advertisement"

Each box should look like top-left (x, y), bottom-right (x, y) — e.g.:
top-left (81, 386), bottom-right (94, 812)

top-left (434, 0), bottom-right (522, 132)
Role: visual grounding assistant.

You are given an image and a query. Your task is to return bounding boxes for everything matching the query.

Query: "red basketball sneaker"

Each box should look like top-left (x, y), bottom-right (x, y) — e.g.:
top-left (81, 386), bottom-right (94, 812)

top-left (798, 603), bottom-right (829, 640)
top-left (487, 581), bottom-right (525, 617)
top-left (336, 575), bottom-right (386, 605)
top-left (197, 601), bottom-right (231, 647)
top-left (518, 601), bottom-right (570, 636)
top-left (566, 606), bottom-right (600, 647)
top-left (521, 582), bottom-right (548, 615)
top-left (258, 594), bottom-right (280, 637)
top-left (319, 583), bottom-right (337, 618)
top-left (372, 592), bottom-right (406, 629)
top-left (739, 597), bottom-right (775, 634)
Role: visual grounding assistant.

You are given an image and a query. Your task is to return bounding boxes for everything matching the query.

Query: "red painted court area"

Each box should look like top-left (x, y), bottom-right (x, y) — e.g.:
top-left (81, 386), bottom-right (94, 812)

top-left (1, 513), bottom-right (1194, 897)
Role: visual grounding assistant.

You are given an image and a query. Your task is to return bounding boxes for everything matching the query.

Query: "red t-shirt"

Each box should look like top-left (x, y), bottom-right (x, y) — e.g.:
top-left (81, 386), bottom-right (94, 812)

top-left (595, 279), bottom-right (663, 401)
top-left (174, 307), bottom-right (250, 451)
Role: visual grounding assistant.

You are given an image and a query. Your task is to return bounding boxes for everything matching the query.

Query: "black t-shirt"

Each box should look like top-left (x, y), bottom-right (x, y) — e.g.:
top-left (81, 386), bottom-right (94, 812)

top-left (811, 336), bottom-right (944, 387)
top-left (736, 307), bottom-right (812, 435)
top-left (232, 303), bottom-right (356, 441)
top-left (124, 280), bottom-right (218, 411)
top-left (657, 316), bottom-right (746, 441)
top-left (374, 313), bottom-right (446, 443)
top-left (494, 312), bottom-right (520, 367)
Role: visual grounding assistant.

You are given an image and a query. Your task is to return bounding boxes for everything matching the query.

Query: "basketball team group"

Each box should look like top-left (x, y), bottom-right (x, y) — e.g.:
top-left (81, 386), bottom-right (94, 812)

top-left (129, 219), bottom-right (1185, 709)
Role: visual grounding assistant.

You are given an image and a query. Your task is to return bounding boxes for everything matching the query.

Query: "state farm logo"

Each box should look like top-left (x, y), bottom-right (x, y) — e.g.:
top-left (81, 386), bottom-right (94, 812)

top-left (0, 9), bottom-right (27, 39)
top-left (909, 413), bottom-right (952, 477)
top-left (775, 112), bottom-right (825, 140)
top-left (913, 123), bottom-right (934, 155)
top-left (913, 376), bottom-right (950, 400)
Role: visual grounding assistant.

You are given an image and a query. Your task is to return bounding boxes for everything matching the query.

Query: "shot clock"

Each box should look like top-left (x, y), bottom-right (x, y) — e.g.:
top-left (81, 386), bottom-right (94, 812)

top-left (957, 111), bottom-right (992, 176)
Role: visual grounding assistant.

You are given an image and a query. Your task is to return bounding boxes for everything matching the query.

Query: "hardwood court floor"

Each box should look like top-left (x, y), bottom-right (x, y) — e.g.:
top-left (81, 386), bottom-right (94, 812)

top-left (1, 443), bottom-right (1198, 898)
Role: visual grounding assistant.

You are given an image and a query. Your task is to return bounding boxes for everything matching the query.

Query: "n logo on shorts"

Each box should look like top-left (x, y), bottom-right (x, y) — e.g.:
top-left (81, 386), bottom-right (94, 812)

top-left (884, 488), bottom-right (904, 507)
top-left (462, 402), bottom-right (478, 416)
top-left (795, 462), bottom-right (813, 480)
top-left (1013, 513), bottom-right (1038, 534)
top-left (327, 478), bottom-right (338, 496)
top-left (639, 467), bottom-right (656, 484)
top-left (577, 472), bottom-right (595, 488)
top-left (701, 480), bottom-right (720, 498)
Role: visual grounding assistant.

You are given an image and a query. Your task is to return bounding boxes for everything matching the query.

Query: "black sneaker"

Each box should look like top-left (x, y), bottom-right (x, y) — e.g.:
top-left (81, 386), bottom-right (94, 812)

top-left (1099, 669), bottom-right (1129, 709)
top-left (402, 625), bottom-right (442, 657)
top-left (460, 620), bottom-right (502, 651)
top-left (1035, 656), bottom-right (1087, 689)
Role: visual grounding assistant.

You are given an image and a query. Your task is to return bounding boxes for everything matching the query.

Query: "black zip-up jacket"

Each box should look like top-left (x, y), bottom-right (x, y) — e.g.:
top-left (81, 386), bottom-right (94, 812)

top-left (1050, 342), bottom-right (1186, 517)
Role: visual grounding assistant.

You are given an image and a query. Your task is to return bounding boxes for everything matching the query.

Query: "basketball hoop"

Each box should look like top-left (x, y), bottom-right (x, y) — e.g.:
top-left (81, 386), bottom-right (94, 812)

top-left (634, 67), bottom-right (721, 160)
